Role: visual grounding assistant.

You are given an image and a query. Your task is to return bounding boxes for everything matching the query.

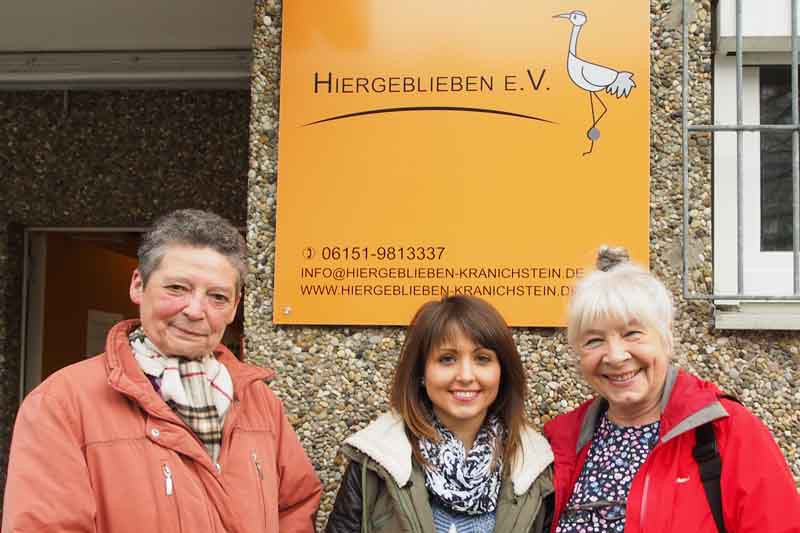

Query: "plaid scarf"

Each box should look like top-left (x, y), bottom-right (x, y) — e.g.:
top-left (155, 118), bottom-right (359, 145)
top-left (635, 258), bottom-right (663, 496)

top-left (129, 327), bottom-right (232, 462)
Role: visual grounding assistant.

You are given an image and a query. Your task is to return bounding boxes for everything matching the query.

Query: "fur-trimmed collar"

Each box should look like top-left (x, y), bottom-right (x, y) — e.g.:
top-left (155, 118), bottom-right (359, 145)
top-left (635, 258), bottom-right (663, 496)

top-left (344, 412), bottom-right (553, 496)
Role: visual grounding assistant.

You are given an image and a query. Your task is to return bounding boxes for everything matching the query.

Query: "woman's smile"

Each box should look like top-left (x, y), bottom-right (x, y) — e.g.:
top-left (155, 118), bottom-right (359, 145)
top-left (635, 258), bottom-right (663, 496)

top-left (451, 390), bottom-right (481, 401)
top-left (424, 327), bottom-right (501, 449)
top-left (577, 319), bottom-right (668, 426)
top-left (604, 368), bottom-right (642, 385)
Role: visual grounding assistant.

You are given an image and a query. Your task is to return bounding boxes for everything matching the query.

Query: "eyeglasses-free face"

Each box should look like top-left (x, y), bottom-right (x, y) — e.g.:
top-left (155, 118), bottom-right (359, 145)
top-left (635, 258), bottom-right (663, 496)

top-left (576, 318), bottom-right (669, 427)
top-left (129, 245), bottom-right (240, 359)
top-left (423, 327), bottom-right (501, 449)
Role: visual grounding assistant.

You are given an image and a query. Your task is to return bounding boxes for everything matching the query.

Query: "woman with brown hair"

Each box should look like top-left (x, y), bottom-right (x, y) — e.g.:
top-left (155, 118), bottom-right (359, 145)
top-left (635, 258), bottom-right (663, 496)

top-left (325, 295), bottom-right (554, 533)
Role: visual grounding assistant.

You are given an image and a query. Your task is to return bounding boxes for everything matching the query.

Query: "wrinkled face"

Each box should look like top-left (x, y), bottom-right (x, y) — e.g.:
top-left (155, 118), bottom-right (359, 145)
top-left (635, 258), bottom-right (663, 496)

top-left (130, 245), bottom-right (240, 359)
top-left (424, 327), bottom-right (501, 440)
top-left (576, 318), bottom-right (669, 425)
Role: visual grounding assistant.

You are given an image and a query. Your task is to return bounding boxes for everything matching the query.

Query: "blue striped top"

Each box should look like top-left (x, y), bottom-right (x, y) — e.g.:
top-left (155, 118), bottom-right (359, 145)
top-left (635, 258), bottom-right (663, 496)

top-left (431, 498), bottom-right (496, 533)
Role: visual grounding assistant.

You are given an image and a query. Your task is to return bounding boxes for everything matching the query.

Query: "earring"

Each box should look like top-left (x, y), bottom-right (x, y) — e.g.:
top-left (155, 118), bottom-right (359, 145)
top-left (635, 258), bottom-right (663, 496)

top-left (419, 377), bottom-right (426, 387)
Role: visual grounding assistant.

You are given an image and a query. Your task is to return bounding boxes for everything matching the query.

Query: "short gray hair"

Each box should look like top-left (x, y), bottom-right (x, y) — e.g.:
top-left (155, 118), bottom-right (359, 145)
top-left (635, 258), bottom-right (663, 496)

top-left (567, 248), bottom-right (674, 355)
top-left (138, 209), bottom-right (246, 291)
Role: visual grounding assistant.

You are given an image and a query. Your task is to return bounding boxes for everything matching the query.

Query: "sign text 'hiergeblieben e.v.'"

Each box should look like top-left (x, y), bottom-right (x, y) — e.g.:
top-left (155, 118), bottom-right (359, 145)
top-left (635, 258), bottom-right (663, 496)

top-left (273, 1), bottom-right (650, 326)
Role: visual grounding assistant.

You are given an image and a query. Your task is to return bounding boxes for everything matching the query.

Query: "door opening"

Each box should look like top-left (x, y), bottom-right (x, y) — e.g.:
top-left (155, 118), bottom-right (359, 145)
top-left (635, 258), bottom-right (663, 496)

top-left (20, 228), bottom-right (244, 399)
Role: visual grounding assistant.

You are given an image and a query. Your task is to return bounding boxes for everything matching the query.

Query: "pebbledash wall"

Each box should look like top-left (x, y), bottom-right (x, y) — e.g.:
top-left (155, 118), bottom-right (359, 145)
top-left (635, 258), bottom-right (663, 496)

top-left (245, 0), bottom-right (799, 528)
top-left (0, 90), bottom-right (250, 493)
top-left (0, 0), bottom-right (797, 521)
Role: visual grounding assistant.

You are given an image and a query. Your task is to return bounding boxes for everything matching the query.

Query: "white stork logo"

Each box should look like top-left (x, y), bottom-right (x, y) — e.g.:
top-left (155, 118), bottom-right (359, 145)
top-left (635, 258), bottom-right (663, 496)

top-left (554, 10), bottom-right (636, 155)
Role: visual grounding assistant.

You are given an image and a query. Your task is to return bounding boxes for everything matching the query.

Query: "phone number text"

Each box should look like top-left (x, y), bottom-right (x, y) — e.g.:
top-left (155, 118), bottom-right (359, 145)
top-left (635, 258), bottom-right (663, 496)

top-left (317, 246), bottom-right (446, 261)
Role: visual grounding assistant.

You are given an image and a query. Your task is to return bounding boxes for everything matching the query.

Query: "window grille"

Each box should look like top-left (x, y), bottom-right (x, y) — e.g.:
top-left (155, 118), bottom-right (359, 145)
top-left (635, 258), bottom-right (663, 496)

top-left (683, 0), bottom-right (800, 300)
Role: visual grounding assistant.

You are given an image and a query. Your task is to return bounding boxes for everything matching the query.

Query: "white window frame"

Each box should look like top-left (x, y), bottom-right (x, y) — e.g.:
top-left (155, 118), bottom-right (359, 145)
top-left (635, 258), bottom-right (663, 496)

top-left (713, 51), bottom-right (800, 328)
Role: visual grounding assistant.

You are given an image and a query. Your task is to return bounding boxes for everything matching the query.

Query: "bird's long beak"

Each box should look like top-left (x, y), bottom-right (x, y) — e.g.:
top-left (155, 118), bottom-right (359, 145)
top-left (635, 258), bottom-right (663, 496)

top-left (553, 13), bottom-right (570, 19)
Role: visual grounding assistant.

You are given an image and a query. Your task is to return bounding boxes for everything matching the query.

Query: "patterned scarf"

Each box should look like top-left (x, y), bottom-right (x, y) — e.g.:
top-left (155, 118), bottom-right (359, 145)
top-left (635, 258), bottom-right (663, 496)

top-left (129, 327), bottom-right (233, 462)
top-left (419, 414), bottom-right (504, 515)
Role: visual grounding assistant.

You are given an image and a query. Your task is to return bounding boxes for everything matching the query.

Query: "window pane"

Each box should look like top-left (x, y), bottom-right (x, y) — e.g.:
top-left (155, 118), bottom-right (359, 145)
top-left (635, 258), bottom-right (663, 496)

top-left (760, 66), bottom-right (796, 252)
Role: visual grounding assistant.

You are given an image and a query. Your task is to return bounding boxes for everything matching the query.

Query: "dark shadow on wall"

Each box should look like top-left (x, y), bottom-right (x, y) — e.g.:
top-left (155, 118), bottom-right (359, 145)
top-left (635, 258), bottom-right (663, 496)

top-left (0, 224), bottom-right (24, 507)
top-left (0, 90), bottom-right (251, 501)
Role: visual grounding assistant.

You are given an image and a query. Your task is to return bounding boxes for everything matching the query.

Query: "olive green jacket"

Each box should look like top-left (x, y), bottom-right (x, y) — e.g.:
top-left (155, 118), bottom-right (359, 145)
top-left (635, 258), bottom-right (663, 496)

top-left (329, 412), bottom-right (554, 533)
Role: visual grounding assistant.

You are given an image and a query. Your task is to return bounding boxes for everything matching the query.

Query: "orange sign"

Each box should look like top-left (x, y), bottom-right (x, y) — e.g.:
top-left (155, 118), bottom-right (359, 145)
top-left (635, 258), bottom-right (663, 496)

top-left (274, 1), bottom-right (650, 325)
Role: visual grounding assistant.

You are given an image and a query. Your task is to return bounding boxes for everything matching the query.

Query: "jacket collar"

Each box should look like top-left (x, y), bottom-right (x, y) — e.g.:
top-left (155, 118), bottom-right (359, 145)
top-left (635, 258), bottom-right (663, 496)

top-left (344, 411), bottom-right (553, 496)
top-left (574, 365), bottom-right (729, 452)
top-left (104, 320), bottom-right (273, 418)
top-left (510, 425), bottom-right (554, 496)
top-left (344, 412), bottom-right (412, 486)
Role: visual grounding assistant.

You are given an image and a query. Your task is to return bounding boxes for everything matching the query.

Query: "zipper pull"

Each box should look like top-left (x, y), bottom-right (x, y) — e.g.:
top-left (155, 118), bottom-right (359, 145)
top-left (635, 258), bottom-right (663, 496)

top-left (251, 450), bottom-right (263, 480)
top-left (162, 464), bottom-right (174, 496)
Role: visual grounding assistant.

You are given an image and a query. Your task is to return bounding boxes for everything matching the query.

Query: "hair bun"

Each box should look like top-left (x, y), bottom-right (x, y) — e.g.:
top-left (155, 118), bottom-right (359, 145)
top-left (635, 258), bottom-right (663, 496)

top-left (596, 245), bottom-right (630, 272)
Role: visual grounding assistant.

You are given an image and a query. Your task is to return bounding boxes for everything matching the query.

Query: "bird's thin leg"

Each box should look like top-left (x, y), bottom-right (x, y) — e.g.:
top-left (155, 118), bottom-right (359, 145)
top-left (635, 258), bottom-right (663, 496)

top-left (583, 93), bottom-right (610, 155)
top-left (584, 92), bottom-right (596, 155)
top-left (591, 93), bottom-right (608, 129)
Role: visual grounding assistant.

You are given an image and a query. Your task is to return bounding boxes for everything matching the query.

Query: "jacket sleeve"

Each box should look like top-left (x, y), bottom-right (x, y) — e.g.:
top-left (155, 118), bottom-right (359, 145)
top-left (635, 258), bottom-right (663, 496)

top-left (324, 460), bottom-right (364, 533)
top-left (719, 401), bottom-right (800, 533)
top-left (272, 394), bottom-right (323, 533)
top-left (2, 389), bottom-right (97, 533)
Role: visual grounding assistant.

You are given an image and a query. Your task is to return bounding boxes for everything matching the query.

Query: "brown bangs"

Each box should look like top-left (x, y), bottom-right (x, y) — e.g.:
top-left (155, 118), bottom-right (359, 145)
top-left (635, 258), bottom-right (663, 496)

top-left (389, 295), bottom-right (528, 472)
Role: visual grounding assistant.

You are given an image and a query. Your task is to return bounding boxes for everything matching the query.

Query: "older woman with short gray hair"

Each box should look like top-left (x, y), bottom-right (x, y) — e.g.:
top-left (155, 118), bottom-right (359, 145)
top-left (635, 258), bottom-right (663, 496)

top-left (136, 208), bottom-right (248, 291)
top-left (4, 208), bottom-right (321, 533)
top-left (544, 246), bottom-right (799, 533)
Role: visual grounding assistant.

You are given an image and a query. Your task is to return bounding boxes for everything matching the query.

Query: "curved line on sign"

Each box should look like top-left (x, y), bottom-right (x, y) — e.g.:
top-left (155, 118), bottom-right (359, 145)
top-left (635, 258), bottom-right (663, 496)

top-left (302, 106), bottom-right (557, 126)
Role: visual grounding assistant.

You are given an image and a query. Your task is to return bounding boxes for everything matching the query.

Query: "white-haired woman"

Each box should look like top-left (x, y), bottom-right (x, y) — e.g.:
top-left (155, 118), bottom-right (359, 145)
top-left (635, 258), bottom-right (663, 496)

top-left (544, 247), bottom-right (800, 533)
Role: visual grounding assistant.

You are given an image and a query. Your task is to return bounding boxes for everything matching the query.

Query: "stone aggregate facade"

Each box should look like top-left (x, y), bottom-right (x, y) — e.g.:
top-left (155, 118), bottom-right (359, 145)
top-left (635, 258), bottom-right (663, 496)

top-left (0, 0), bottom-right (797, 523)
top-left (0, 90), bottom-right (250, 494)
top-left (245, 1), bottom-right (799, 529)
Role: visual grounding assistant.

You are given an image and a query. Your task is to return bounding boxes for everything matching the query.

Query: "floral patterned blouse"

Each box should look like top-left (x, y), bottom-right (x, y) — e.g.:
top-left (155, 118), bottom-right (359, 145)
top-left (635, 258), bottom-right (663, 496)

top-left (556, 413), bottom-right (660, 533)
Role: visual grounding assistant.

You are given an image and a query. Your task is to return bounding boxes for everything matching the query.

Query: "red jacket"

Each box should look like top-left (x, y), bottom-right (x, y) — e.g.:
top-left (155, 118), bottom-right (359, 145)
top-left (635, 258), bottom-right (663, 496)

top-left (544, 368), bottom-right (800, 533)
top-left (3, 320), bottom-right (322, 533)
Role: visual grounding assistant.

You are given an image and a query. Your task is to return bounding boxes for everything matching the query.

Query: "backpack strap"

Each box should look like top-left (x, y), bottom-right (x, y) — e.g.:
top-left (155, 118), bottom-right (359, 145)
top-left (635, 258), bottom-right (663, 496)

top-left (693, 393), bottom-right (740, 533)
top-left (693, 422), bottom-right (726, 533)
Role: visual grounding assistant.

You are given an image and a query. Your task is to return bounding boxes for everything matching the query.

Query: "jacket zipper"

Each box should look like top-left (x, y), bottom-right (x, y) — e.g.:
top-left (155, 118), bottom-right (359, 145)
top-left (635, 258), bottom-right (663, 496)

top-left (162, 462), bottom-right (184, 530)
top-left (252, 450), bottom-right (263, 480)
top-left (162, 464), bottom-right (174, 496)
top-left (637, 436), bottom-right (665, 533)
top-left (252, 450), bottom-right (267, 531)
top-left (640, 472), bottom-right (651, 531)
